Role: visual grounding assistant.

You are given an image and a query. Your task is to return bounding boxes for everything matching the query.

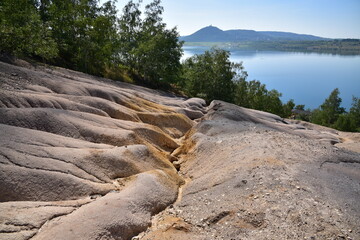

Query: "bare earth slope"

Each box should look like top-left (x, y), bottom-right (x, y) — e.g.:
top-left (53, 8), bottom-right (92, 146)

top-left (0, 60), bottom-right (205, 240)
top-left (1, 61), bottom-right (359, 240)
top-left (138, 102), bottom-right (360, 240)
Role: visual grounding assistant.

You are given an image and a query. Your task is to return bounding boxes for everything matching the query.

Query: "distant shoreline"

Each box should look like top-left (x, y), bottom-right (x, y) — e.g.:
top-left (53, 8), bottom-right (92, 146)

top-left (183, 40), bottom-right (360, 56)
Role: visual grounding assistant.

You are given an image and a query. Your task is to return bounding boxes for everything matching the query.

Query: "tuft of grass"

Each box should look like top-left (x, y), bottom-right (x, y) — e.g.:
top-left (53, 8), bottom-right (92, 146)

top-left (103, 64), bottom-right (134, 83)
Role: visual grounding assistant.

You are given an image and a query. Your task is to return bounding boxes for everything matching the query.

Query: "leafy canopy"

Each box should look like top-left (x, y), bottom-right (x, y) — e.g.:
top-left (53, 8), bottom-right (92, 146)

top-left (1, 0), bottom-right (183, 85)
top-left (182, 48), bottom-right (246, 103)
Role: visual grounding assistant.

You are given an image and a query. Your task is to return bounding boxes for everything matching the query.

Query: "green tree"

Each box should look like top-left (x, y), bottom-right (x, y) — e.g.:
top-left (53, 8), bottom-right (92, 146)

top-left (265, 89), bottom-right (284, 116)
top-left (312, 88), bottom-right (345, 126)
top-left (182, 48), bottom-right (246, 103)
top-left (334, 114), bottom-right (354, 132)
top-left (84, 0), bottom-right (120, 74)
top-left (245, 80), bottom-right (268, 110)
top-left (47, 0), bottom-right (114, 74)
top-left (45, 0), bottom-right (79, 66)
top-left (0, 0), bottom-right (58, 60)
top-left (234, 78), bottom-right (288, 116)
top-left (44, 0), bottom-right (120, 75)
top-left (349, 96), bottom-right (360, 128)
top-left (118, 0), bottom-right (142, 71)
top-left (282, 99), bottom-right (295, 118)
top-left (136, 0), bottom-right (183, 85)
top-left (334, 97), bottom-right (360, 132)
top-left (321, 88), bottom-right (345, 124)
top-left (118, 0), bottom-right (183, 86)
top-left (295, 105), bottom-right (305, 111)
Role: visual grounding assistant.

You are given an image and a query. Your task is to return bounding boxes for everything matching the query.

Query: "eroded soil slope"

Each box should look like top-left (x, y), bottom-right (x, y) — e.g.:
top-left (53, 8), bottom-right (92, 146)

top-left (138, 102), bottom-right (360, 240)
top-left (0, 60), bottom-right (206, 240)
top-left (1, 60), bottom-right (359, 240)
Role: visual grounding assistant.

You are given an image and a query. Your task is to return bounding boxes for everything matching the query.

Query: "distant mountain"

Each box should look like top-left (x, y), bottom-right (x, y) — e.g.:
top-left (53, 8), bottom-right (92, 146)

top-left (226, 29), bottom-right (271, 41)
top-left (259, 31), bottom-right (326, 41)
top-left (181, 26), bottom-right (233, 42)
top-left (180, 26), bottom-right (327, 42)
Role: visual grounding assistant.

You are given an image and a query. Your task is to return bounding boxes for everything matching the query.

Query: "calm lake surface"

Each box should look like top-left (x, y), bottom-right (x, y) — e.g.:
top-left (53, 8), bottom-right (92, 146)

top-left (182, 46), bottom-right (360, 110)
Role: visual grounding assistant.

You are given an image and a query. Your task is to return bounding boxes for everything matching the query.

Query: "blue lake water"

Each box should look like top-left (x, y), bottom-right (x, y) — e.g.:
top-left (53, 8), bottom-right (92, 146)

top-left (182, 46), bottom-right (360, 110)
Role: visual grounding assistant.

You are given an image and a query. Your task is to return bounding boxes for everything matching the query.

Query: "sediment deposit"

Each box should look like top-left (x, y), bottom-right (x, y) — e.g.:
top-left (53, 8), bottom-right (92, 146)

top-left (0, 60), bottom-right (359, 240)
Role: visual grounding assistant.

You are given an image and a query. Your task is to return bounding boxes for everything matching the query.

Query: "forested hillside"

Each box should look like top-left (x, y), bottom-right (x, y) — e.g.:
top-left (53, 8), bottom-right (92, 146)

top-left (0, 0), bottom-right (182, 86)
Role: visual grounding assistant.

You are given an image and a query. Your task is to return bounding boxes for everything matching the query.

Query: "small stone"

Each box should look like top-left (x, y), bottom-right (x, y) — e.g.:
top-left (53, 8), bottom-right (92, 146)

top-left (296, 186), bottom-right (301, 190)
top-left (253, 196), bottom-right (258, 199)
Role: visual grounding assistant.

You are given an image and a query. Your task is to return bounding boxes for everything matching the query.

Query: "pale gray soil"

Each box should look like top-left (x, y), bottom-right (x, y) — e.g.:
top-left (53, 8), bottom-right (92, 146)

top-left (0, 61), bottom-right (359, 240)
top-left (138, 102), bottom-right (360, 240)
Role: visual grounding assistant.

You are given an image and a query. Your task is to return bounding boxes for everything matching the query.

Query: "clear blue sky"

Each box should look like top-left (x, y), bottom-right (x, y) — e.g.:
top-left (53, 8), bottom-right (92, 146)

top-left (110, 0), bottom-right (360, 38)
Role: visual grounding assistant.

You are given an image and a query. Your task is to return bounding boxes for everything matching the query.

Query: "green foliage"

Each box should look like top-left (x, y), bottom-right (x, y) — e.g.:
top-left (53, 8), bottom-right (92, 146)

top-left (311, 88), bottom-right (345, 126)
top-left (320, 88), bottom-right (345, 124)
top-left (295, 104), bottom-right (305, 110)
top-left (234, 79), bottom-right (287, 116)
top-left (0, 0), bottom-right (58, 60)
top-left (349, 97), bottom-right (360, 127)
top-left (310, 108), bottom-right (326, 125)
top-left (182, 48), bottom-right (245, 103)
top-left (310, 90), bottom-right (359, 132)
top-left (118, 0), bottom-right (183, 86)
top-left (235, 79), bottom-right (266, 109)
top-left (45, 0), bottom-right (119, 75)
top-left (283, 99), bottom-right (295, 118)
top-left (118, 0), bottom-right (142, 71)
top-left (182, 48), bottom-right (296, 117)
top-left (337, 97), bottom-right (360, 132)
top-left (1, 0), bottom-right (182, 84)
top-left (137, 1), bottom-right (183, 85)
top-left (333, 114), bottom-right (355, 132)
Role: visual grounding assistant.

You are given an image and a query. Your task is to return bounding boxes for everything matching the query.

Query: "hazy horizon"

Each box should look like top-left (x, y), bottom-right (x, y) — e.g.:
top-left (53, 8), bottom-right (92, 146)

top-left (107, 0), bottom-right (360, 39)
top-left (180, 25), bottom-right (338, 38)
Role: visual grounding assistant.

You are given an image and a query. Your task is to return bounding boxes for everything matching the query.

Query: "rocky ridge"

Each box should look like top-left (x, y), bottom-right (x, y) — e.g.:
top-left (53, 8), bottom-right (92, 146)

top-left (0, 60), bottom-right (359, 240)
